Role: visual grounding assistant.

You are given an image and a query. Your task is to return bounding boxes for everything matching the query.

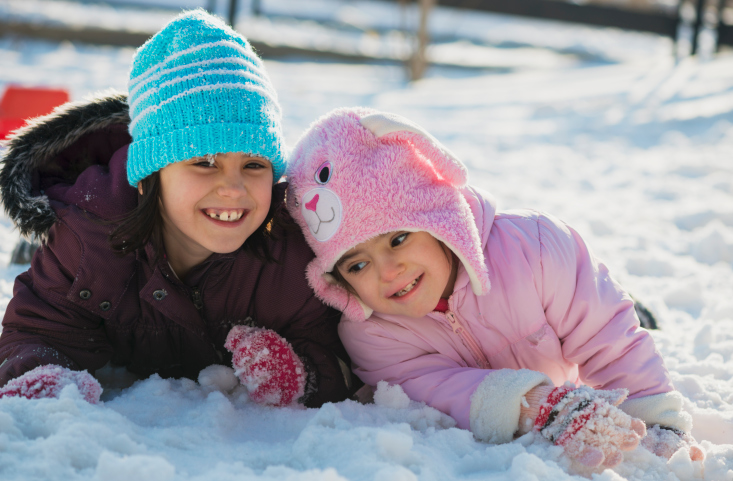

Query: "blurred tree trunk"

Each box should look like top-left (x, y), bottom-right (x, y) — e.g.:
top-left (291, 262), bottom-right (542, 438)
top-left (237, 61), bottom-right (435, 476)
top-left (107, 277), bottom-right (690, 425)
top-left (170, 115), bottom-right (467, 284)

top-left (409, 0), bottom-right (435, 81)
top-left (228, 0), bottom-right (239, 27)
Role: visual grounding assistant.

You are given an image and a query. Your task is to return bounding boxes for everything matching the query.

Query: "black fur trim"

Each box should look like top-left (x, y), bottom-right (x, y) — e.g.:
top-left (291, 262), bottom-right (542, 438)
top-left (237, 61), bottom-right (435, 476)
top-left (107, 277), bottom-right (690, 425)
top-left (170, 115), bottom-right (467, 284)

top-left (633, 297), bottom-right (659, 330)
top-left (0, 92), bottom-right (130, 240)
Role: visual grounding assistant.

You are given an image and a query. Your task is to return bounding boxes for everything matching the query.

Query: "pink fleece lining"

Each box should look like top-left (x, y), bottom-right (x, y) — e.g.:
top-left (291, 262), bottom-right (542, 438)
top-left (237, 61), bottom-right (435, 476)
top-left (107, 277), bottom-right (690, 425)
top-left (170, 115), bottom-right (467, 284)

top-left (286, 108), bottom-right (490, 321)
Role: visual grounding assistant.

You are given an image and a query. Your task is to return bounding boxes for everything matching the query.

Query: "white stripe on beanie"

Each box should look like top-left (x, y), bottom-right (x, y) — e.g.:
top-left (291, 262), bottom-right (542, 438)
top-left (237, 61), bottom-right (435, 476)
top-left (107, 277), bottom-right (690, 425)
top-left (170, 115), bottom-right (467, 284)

top-left (129, 69), bottom-right (276, 115)
top-left (129, 82), bottom-right (282, 133)
top-left (129, 40), bottom-right (264, 89)
top-left (129, 56), bottom-right (272, 99)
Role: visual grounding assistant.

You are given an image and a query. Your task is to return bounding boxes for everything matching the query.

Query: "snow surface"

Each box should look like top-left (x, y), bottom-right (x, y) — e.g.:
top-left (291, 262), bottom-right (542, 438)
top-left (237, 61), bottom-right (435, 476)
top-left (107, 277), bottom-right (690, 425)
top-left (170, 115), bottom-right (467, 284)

top-left (0, 1), bottom-right (732, 480)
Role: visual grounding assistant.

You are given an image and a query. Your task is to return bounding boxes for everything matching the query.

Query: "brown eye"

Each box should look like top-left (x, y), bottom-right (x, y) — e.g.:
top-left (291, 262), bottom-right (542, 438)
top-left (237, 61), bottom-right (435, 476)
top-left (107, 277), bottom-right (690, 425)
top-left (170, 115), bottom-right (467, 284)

top-left (348, 261), bottom-right (367, 273)
top-left (315, 161), bottom-right (332, 185)
top-left (391, 233), bottom-right (409, 247)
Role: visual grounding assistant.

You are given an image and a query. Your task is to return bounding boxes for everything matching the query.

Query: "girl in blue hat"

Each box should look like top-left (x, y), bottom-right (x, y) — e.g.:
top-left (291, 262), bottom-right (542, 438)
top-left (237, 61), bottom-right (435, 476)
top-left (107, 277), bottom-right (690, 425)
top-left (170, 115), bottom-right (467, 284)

top-left (0, 10), bottom-right (353, 407)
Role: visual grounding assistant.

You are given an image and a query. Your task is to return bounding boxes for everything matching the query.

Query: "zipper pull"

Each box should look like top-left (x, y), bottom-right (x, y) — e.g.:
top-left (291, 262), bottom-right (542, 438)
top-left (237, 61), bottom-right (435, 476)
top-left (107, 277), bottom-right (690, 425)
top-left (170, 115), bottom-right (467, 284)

top-left (446, 312), bottom-right (463, 334)
top-left (191, 286), bottom-right (203, 310)
top-left (446, 310), bottom-right (491, 370)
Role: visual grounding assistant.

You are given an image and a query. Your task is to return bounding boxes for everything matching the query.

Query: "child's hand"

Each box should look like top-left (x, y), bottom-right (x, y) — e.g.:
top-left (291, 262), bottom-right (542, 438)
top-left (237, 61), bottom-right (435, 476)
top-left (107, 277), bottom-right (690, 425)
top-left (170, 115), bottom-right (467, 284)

top-left (224, 325), bottom-right (307, 407)
top-left (529, 384), bottom-right (646, 468)
top-left (641, 424), bottom-right (705, 461)
top-left (0, 364), bottom-right (102, 404)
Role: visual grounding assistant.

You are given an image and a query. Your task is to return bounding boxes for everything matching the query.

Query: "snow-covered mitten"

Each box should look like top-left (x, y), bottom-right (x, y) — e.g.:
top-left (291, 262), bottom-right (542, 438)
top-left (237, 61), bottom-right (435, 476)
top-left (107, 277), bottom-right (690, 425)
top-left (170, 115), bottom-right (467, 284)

top-left (529, 384), bottom-right (646, 468)
top-left (641, 424), bottom-right (705, 461)
top-left (0, 364), bottom-right (102, 404)
top-left (224, 325), bottom-right (307, 406)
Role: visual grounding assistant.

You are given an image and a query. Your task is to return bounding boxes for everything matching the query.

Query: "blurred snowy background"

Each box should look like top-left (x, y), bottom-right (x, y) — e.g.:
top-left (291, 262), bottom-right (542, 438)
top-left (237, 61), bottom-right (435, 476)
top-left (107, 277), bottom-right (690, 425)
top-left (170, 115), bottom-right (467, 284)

top-left (0, 0), bottom-right (732, 480)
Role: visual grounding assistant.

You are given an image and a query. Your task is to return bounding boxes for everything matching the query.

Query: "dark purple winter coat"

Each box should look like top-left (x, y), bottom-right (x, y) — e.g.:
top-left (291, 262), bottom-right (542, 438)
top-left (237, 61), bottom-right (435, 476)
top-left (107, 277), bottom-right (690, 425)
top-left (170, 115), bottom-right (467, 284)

top-left (0, 94), bottom-right (353, 406)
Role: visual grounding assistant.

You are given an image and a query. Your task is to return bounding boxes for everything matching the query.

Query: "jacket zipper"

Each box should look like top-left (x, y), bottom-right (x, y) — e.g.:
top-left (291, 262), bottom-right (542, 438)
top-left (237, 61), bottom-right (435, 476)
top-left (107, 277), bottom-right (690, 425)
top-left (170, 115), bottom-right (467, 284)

top-left (445, 310), bottom-right (491, 369)
top-left (191, 286), bottom-right (203, 310)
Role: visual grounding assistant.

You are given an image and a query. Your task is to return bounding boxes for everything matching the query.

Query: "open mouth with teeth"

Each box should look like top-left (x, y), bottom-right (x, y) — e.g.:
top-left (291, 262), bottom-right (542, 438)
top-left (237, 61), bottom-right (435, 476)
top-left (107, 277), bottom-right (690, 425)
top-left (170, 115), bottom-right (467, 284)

top-left (392, 275), bottom-right (422, 298)
top-left (203, 209), bottom-right (246, 222)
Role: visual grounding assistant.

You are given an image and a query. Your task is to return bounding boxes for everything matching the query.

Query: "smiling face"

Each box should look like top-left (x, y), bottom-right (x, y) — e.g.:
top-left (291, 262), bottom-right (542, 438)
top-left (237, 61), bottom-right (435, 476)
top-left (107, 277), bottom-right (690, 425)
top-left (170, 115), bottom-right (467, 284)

top-left (335, 231), bottom-right (457, 318)
top-left (157, 152), bottom-right (273, 278)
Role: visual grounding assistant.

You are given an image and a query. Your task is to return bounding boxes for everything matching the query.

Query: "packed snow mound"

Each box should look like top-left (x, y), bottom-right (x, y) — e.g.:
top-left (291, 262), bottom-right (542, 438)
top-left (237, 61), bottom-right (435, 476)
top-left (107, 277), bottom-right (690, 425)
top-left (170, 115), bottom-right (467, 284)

top-left (1, 4), bottom-right (733, 478)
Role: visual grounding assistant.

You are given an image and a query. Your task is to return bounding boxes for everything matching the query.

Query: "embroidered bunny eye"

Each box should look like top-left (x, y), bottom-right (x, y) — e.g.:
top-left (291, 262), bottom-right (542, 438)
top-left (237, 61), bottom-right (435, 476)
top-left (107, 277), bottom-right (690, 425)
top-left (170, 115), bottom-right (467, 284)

top-left (315, 161), bottom-right (332, 185)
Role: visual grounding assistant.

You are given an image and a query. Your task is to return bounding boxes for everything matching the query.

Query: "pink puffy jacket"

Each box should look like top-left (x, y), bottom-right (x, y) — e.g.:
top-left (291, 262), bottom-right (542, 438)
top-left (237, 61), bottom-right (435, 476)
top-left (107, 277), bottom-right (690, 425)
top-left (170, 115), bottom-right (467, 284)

top-left (340, 186), bottom-right (691, 444)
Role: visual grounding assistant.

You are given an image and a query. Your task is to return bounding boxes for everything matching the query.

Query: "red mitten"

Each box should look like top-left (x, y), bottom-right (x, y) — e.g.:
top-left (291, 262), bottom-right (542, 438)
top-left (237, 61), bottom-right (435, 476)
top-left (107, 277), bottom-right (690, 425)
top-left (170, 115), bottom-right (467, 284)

top-left (224, 325), bottom-right (307, 406)
top-left (641, 424), bottom-right (705, 461)
top-left (0, 365), bottom-right (102, 404)
top-left (531, 385), bottom-right (646, 468)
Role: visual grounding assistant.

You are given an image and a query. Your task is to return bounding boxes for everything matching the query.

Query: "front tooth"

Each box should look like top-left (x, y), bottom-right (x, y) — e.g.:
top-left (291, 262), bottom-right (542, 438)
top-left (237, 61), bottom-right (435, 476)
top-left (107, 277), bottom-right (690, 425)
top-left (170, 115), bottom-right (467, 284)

top-left (397, 279), bottom-right (417, 296)
top-left (221, 212), bottom-right (230, 221)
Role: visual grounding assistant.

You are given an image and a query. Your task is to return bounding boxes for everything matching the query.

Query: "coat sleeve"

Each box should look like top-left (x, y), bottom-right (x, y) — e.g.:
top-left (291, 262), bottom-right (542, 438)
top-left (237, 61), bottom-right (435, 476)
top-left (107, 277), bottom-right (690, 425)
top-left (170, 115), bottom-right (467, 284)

top-left (252, 219), bottom-right (354, 408)
top-left (339, 317), bottom-right (552, 443)
top-left (0, 219), bottom-right (114, 386)
top-left (536, 213), bottom-right (691, 431)
top-left (277, 295), bottom-right (354, 408)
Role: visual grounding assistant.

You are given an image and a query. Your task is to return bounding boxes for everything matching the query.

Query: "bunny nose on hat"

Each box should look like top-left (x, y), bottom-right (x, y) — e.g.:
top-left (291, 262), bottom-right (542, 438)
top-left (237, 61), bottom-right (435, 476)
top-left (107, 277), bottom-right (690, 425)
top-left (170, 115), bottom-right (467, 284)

top-left (305, 194), bottom-right (320, 212)
top-left (300, 188), bottom-right (343, 242)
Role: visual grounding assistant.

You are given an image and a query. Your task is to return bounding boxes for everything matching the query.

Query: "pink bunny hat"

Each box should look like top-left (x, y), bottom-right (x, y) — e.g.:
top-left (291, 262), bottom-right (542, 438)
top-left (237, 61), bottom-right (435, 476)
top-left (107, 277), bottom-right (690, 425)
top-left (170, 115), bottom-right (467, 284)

top-left (286, 107), bottom-right (490, 322)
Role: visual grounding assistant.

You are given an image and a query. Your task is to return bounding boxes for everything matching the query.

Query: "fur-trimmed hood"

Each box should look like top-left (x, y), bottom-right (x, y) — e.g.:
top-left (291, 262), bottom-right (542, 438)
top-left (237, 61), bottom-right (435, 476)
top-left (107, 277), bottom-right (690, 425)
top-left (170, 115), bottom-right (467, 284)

top-left (0, 92), bottom-right (131, 240)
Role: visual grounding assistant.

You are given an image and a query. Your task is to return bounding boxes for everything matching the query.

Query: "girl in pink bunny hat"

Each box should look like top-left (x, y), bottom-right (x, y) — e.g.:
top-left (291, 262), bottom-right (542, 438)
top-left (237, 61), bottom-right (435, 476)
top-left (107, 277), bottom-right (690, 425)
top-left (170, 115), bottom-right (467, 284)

top-left (286, 107), bottom-right (704, 470)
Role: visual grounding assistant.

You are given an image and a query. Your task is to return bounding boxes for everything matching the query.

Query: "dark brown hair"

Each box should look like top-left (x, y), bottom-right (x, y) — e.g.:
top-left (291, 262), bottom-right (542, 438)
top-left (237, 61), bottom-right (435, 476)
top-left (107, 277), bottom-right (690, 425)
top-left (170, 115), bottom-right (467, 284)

top-left (329, 267), bottom-right (357, 296)
top-left (108, 172), bottom-right (283, 263)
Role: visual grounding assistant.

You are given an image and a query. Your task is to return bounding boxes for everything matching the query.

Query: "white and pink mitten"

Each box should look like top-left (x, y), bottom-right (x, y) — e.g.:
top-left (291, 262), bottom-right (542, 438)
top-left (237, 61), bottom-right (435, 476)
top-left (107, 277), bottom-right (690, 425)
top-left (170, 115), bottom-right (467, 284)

top-left (224, 325), bottom-right (307, 407)
top-left (523, 385), bottom-right (646, 468)
top-left (0, 364), bottom-right (102, 404)
top-left (642, 424), bottom-right (705, 461)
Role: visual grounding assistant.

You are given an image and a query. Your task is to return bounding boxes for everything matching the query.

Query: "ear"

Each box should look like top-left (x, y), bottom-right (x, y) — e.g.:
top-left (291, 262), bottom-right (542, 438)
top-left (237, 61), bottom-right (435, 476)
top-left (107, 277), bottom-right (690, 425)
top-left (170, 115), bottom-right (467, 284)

top-left (359, 112), bottom-right (468, 187)
top-left (137, 182), bottom-right (144, 196)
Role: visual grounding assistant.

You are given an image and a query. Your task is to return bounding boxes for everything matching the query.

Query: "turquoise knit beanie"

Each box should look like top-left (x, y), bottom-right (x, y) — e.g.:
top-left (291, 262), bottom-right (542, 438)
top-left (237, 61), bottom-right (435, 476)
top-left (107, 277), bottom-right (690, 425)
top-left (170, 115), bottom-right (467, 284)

top-left (126, 9), bottom-right (284, 186)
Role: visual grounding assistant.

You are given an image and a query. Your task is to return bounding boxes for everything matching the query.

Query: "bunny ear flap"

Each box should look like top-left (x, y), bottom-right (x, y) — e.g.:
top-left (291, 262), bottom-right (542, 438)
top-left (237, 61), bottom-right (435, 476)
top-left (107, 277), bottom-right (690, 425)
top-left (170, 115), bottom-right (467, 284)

top-left (360, 112), bottom-right (468, 188)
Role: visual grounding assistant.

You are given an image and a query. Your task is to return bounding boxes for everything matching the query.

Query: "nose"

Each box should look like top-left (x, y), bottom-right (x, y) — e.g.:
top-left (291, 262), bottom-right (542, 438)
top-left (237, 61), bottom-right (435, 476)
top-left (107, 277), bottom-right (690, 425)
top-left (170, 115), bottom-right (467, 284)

top-left (377, 254), bottom-right (404, 283)
top-left (216, 172), bottom-right (247, 198)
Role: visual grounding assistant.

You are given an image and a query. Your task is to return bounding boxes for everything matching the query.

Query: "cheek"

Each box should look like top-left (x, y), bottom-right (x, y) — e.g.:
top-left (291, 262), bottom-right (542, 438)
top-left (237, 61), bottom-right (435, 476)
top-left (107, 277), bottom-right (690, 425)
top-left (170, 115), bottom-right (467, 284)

top-left (348, 282), bottom-right (372, 305)
top-left (160, 170), bottom-right (195, 208)
top-left (159, 196), bottom-right (189, 232)
top-left (161, 186), bottom-right (196, 220)
top-left (433, 245), bottom-right (453, 279)
top-left (352, 275), bottom-right (383, 305)
top-left (338, 272), bottom-right (367, 300)
top-left (252, 184), bottom-right (272, 220)
top-left (250, 171), bottom-right (274, 206)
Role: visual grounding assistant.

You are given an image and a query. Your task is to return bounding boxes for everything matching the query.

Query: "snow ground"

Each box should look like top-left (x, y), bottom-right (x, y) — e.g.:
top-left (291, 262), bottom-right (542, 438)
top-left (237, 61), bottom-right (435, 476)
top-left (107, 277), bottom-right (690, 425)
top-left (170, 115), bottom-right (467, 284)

top-left (0, 2), bottom-right (732, 480)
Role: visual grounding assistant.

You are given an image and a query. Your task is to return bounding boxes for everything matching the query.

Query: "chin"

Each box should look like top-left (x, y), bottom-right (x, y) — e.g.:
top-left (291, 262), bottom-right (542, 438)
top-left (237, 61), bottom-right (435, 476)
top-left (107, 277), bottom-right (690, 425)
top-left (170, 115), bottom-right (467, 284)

top-left (208, 242), bottom-right (246, 254)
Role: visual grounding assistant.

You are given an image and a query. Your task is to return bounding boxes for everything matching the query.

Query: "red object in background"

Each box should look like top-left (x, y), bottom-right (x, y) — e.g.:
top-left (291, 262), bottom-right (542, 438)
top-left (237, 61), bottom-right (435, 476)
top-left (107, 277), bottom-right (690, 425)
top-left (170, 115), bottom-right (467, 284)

top-left (0, 86), bottom-right (70, 140)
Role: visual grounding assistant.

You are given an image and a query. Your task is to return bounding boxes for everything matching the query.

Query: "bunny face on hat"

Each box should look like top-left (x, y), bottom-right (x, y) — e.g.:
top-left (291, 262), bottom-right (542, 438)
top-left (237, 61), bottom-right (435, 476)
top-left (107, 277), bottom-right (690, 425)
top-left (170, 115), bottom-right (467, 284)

top-left (286, 107), bottom-right (490, 322)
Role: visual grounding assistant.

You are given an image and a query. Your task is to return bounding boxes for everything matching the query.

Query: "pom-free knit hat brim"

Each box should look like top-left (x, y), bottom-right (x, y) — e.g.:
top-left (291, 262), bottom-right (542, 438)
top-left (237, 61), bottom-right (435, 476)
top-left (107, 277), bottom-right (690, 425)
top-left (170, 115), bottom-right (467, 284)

top-left (286, 108), bottom-right (490, 322)
top-left (126, 10), bottom-right (284, 186)
top-left (127, 122), bottom-right (282, 185)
